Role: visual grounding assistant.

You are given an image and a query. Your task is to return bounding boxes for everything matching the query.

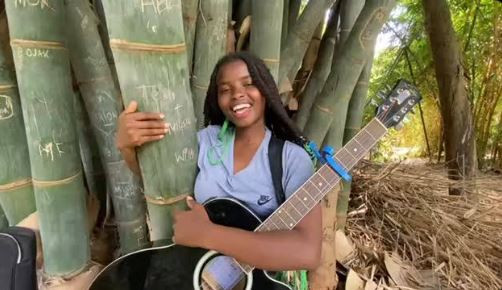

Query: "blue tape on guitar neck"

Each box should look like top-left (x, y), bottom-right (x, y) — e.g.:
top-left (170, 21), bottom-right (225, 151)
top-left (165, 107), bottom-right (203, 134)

top-left (307, 141), bottom-right (352, 181)
top-left (322, 146), bottom-right (352, 182)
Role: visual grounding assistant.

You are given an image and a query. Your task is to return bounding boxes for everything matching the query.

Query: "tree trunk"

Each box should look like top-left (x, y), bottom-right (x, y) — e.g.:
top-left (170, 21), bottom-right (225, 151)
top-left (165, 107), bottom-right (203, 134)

top-left (100, 0), bottom-right (198, 241)
top-left (5, 0), bottom-right (90, 276)
top-left (191, 0), bottom-right (228, 128)
top-left (303, 0), bottom-right (395, 147)
top-left (422, 0), bottom-right (477, 195)
top-left (250, 0), bottom-right (283, 82)
top-left (66, 0), bottom-right (149, 253)
top-left (0, 12), bottom-right (36, 226)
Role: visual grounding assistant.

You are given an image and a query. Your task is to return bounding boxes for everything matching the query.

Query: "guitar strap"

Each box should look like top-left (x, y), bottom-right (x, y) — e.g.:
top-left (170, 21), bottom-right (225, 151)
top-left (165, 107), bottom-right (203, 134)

top-left (268, 135), bottom-right (285, 205)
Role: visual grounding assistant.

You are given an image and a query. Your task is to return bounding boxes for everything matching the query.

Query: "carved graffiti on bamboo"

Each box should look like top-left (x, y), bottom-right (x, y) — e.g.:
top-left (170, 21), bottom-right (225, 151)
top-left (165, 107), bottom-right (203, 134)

top-left (25, 48), bottom-right (50, 58)
top-left (38, 130), bottom-right (65, 161)
top-left (0, 95), bottom-right (14, 120)
top-left (15, 0), bottom-right (55, 11)
top-left (168, 118), bottom-right (191, 135)
top-left (359, 8), bottom-right (386, 49)
top-left (140, 0), bottom-right (178, 15)
top-left (136, 84), bottom-right (176, 111)
top-left (174, 147), bottom-right (195, 163)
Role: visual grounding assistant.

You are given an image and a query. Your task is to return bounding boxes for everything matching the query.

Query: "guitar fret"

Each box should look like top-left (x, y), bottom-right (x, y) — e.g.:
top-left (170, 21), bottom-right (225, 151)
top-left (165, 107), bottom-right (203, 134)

top-left (345, 139), bottom-right (366, 160)
top-left (306, 180), bottom-right (322, 200)
top-left (285, 201), bottom-right (303, 219)
top-left (277, 207), bottom-right (296, 228)
top-left (274, 214), bottom-right (289, 229)
top-left (311, 174), bottom-right (329, 193)
top-left (319, 165), bottom-right (338, 184)
top-left (356, 130), bottom-right (374, 151)
top-left (294, 193), bottom-right (309, 210)
top-left (300, 188), bottom-right (316, 207)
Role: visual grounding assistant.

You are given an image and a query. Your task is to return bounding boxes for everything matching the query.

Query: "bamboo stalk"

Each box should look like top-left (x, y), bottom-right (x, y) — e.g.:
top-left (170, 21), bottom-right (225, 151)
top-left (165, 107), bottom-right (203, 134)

top-left (5, 1), bottom-right (90, 276)
top-left (74, 91), bottom-right (107, 224)
top-left (0, 204), bottom-right (7, 230)
top-left (336, 58), bottom-right (374, 231)
top-left (288, 0), bottom-right (302, 32)
top-left (0, 12), bottom-right (36, 226)
top-left (100, 0), bottom-right (198, 241)
top-left (182, 0), bottom-right (199, 74)
top-left (295, 7), bottom-right (338, 130)
top-left (303, 0), bottom-right (396, 147)
top-left (279, 0), bottom-right (333, 94)
top-left (281, 0), bottom-right (289, 48)
top-left (250, 0), bottom-right (283, 82)
top-left (66, 0), bottom-right (150, 253)
top-left (192, 0), bottom-right (228, 127)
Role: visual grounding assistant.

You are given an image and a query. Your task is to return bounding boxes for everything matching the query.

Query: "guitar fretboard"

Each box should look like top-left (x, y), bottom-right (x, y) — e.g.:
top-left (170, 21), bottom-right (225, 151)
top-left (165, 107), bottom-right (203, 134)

top-left (237, 118), bottom-right (388, 273)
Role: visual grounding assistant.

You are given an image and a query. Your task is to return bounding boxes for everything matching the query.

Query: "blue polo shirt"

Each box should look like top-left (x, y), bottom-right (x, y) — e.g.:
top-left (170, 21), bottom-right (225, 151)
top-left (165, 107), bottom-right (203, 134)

top-left (194, 125), bottom-right (313, 218)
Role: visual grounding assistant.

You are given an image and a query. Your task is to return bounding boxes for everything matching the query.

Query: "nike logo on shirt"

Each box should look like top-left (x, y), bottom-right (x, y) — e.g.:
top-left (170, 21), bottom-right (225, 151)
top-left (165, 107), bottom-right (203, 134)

top-left (257, 195), bottom-right (272, 206)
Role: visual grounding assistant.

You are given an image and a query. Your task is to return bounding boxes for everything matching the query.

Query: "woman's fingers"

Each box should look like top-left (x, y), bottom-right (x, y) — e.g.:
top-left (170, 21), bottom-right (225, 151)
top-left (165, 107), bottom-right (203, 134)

top-left (138, 128), bottom-right (169, 136)
top-left (133, 112), bottom-right (165, 121)
top-left (131, 120), bottom-right (169, 129)
top-left (139, 135), bottom-right (164, 145)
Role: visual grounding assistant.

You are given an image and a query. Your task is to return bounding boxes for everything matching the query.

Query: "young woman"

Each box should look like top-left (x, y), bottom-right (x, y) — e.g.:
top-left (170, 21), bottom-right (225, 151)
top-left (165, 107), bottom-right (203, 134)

top-left (116, 52), bottom-right (321, 272)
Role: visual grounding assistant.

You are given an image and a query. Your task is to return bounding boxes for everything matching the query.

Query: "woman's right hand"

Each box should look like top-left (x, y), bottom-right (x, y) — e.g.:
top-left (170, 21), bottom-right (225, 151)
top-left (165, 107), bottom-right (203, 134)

top-left (116, 101), bottom-right (170, 150)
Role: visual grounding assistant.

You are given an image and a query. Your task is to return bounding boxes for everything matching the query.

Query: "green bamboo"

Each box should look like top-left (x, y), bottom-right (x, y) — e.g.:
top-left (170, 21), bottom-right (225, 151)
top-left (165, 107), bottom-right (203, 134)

top-left (192, 0), bottom-right (228, 128)
top-left (322, 0), bottom-right (364, 147)
top-left (281, 0), bottom-right (289, 48)
top-left (336, 58), bottom-right (374, 230)
top-left (288, 0), bottom-right (302, 32)
top-left (100, 0), bottom-right (198, 241)
top-left (66, 0), bottom-right (149, 253)
top-left (278, 0), bottom-right (333, 92)
top-left (0, 12), bottom-right (36, 226)
top-left (250, 0), bottom-right (283, 82)
top-left (74, 92), bottom-right (107, 218)
top-left (5, 0), bottom-right (89, 276)
top-left (295, 8), bottom-right (338, 131)
top-left (182, 0), bottom-right (199, 73)
top-left (303, 0), bottom-right (396, 147)
top-left (0, 205), bottom-right (7, 230)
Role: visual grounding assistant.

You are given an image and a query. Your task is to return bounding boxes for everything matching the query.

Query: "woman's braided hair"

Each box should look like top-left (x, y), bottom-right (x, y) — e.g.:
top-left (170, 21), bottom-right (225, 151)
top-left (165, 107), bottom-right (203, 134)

top-left (203, 51), bottom-right (306, 147)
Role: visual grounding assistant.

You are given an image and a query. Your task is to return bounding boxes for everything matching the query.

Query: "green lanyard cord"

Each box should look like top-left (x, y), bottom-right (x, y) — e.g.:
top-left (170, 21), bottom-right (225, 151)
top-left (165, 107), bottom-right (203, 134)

top-left (207, 121), bottom-right (234, 166)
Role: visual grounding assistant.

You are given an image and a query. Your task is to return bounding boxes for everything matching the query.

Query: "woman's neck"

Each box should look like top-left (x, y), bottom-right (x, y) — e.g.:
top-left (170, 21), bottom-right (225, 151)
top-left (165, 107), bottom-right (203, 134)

top-left (234, 122), bottom-right (266, 145)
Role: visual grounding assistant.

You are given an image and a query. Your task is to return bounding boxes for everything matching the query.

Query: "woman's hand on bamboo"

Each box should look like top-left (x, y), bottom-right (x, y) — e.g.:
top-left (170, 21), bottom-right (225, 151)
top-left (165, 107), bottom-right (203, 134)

top-left (116, 101), bottom-right (170, 150)
top-left (172, 197), bottom-right (215, 248)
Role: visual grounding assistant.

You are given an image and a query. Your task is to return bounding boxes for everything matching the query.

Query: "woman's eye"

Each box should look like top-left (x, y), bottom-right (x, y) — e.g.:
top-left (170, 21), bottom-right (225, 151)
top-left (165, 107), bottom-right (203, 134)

top-left (244, 83), bottom-right (254, 87)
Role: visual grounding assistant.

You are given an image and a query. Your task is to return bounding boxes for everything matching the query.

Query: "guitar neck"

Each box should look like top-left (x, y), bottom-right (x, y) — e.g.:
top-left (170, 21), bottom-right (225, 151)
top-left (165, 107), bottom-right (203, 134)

top-left (237, 118), bottom-right (388, 273)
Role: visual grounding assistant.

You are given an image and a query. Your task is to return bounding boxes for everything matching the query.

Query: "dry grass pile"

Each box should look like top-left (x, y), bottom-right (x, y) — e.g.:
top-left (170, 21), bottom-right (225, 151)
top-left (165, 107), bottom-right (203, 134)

top-left (344, 161), bottom-right (502, 290)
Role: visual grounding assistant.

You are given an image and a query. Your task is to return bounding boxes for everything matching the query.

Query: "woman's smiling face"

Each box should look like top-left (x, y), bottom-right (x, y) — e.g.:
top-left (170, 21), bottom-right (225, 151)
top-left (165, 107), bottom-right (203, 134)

top-left (216, 60), bottom-right (266, 129)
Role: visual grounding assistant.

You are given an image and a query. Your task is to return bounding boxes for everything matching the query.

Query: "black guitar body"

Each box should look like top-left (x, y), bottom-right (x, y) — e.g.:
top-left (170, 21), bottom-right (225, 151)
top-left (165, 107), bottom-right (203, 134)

top-left (90, 198), bottom-right (291, 290)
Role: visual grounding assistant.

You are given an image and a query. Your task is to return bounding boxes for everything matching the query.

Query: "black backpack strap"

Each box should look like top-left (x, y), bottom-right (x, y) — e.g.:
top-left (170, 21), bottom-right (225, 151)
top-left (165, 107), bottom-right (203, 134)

top-left (268, 135), bottom-right (286, 205)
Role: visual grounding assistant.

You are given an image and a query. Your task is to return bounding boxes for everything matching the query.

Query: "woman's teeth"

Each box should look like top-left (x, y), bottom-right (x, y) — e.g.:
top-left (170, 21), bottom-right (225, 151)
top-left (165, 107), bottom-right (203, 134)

top-left (232, 103), bottom-right (251, 112)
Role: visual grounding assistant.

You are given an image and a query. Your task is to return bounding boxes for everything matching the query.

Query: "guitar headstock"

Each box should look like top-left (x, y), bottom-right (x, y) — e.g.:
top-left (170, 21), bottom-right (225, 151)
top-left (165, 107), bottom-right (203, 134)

top-left (376, 79), bottom-right (422, 129)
